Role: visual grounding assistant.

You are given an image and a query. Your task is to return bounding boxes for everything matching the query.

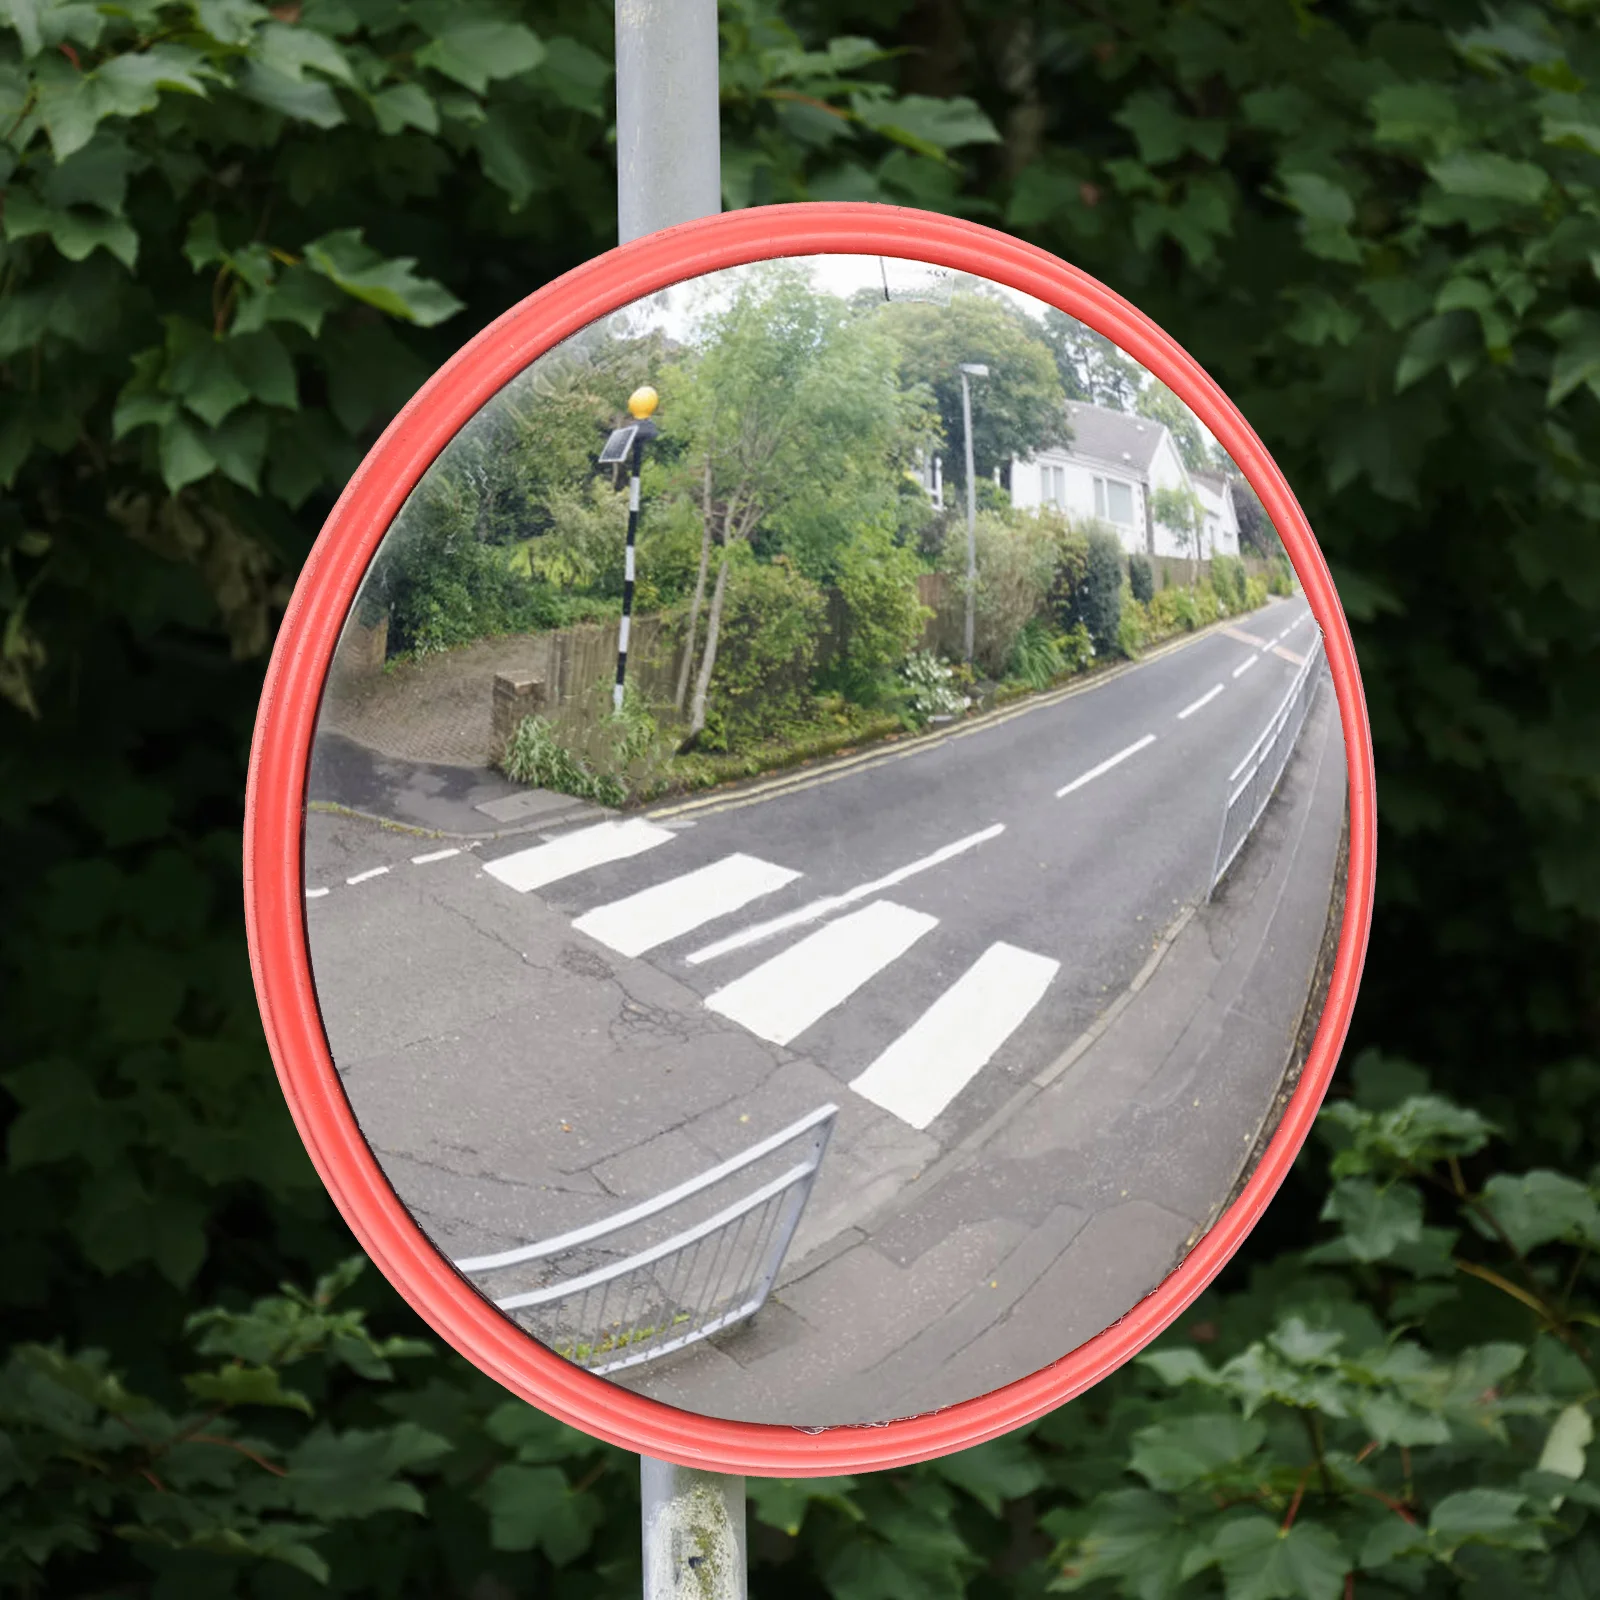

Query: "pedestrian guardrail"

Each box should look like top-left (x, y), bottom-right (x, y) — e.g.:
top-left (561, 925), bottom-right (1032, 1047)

top-left (453, 1103), bottom-right (837, 1376)
top-left (1208, 637), bottom-right (1326, 898)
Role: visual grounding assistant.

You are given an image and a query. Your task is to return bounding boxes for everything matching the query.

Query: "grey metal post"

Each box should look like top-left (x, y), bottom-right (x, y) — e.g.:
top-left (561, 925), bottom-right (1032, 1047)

top-left (961, 369), bottom-right (978, 664)
top-left (641, 1458), bottom-right (747, 1599)
top-left (616, 0), bottom-right (722, 243)
top-left (614, 6), bottom-right (741, 1589)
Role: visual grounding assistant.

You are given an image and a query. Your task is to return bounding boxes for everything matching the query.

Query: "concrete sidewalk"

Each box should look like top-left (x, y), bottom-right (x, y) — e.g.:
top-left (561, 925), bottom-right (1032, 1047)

top-left (611, 678), bottom-right (1348, 1425)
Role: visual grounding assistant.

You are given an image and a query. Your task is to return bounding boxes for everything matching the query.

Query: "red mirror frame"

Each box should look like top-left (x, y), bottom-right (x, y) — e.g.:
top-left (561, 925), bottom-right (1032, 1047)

top-left (243, 202), bottom-right (1376, 1476)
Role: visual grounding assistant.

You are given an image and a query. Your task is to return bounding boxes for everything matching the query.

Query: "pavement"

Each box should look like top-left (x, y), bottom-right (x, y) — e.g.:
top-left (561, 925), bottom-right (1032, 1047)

top-left (302, 595), bottom-right (1347, 1425)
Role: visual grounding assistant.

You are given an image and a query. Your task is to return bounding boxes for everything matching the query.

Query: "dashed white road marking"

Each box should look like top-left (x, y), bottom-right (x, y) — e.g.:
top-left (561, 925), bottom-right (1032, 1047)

top-left (705, 900), bottom-right (937, 1046)
top-left (346, 866), bottom-right (390, 885)
top-left (1178, 684), bottom-right (1224, 720)
top-left (1055, 734), bottom-right (1157, 798)
top-left (411, 847), bottom-right (461, 865)
top-left (306, 886), bottom-right (330, 899)
top-left (850, 942), bottom-right (1060, 1129)
top-left (687, 824), bottom-right (1003, 966)
top-left (485, 818), bottom-right (675, 894)
top-left (574, 854), bottom-right (801, 958)
top-left (1231, 654), bottom-right (1259, 679)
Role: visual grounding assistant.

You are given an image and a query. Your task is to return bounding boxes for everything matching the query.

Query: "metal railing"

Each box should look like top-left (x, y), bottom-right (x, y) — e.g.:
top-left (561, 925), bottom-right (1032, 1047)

top-left (453, 1104), bottom-right (837, 1376)
top-left (1208, 636), bottom-right (1326, 898)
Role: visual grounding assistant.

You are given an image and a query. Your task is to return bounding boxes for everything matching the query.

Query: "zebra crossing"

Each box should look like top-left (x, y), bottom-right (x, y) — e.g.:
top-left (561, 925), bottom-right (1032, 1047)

top-left (481, 818), bottom-right (1058, 1134)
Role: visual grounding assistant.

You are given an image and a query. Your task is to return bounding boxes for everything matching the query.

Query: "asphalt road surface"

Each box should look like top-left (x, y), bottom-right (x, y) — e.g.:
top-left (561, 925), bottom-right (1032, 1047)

top-left (304, 594), bottom-right (1343, 1420)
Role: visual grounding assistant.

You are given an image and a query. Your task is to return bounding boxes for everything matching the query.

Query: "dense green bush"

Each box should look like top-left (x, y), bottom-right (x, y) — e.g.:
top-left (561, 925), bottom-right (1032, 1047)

top-left (832, 523), bottom-right (930, 688)
top-left (1268, 554), bottom-right (1296, 598)
top-left (1117, 592), bottom-right (1148, 658)
top-left (1007, 616), bottom-right (1066, 690)
top-left (1056, 524), bottom-right (1125, 655)
top-left (695, 553), bottom-right (828, 750)
top-left (1244, 573), bottom-right (1269, 611)
top-left (1127, 552), bottom-right (1155, 605)
top-left (941, 508), bottom-right (1058, 677)
top-left (1210, 552), bottom-right (1248, 613)
top-left (6, 0), bottom-right (1600, 1595)
top-left (1149, 585), bottom-right (1201, 634)
top-left (499, 685), bottom-right (670, 807)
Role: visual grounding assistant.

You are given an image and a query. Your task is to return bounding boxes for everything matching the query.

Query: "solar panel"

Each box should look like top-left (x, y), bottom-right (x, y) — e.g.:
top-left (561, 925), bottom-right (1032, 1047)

top-left (597, 425), bottom-right (638, 465)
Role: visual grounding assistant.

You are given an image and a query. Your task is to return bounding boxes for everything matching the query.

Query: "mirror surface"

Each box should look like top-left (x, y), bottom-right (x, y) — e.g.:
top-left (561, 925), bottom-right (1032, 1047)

top-left (303, 254), bottom-right (1348, 1426)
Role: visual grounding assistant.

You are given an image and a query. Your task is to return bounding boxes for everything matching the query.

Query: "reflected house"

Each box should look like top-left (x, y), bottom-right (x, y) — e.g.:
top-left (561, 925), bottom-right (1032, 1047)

top-left (1010, 400), bottom-right (1241, 561)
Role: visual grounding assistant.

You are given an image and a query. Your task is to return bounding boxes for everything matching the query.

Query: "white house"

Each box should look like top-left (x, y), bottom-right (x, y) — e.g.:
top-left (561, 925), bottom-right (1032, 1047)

top-left (1010, 401), bottom-right (1239, 560)
top-left (1191, 469), bottom-right (1242, 559)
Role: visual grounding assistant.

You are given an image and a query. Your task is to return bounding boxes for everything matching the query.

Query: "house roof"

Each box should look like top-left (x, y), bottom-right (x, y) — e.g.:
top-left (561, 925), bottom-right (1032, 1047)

top-left (1190, 469), bottom-right (1232, 499)
top-left (1060, 401), bottom-right (1167, 474)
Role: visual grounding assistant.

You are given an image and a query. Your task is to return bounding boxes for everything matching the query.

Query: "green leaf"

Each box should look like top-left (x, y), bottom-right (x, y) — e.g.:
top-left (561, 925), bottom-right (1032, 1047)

top-left (39, 133), bottom-right (139, 213)
top-left (238, 61), bottom-right (344, 127)
top-left (1478, 1170), bottom-right (1600, 1252)
top-left (1058, 1487), bottom-right (1205, 1598)
top-left (852, 93), bottom-right (1001, 157)
top-left (1206, 1515), bottom-right (1350, 1600)
top-left (929, 1433), bottom-right (1045, 1512)
top-left (747, 1477), bottom-right (862, 1538)
top-left (1129, 1414), bottom-right (1267, 1491)
top-left (166, 320), bottom-right (252, 427)
top-left (369, 82), bottom-right (439, 136)
top-left (194, 0), bottom-right (269, 48)
top-left (1429, 1488), bottom-right (1546, 1554)
top-left (1319, 1177), bottom-right (1425, 1261)
top-left (183, 1362), bottom-right (313, 1414)
top-left (416, 20), bottom-right (545, 94)
top-left (2, 190), bottom-right (138, 269)
top-left (1427, 151), bottom-right (1551, 206)
top-left (1370, 83), bottom-right (1461, 148)
top-left (1547, 309), bottom-right (1600, 406)
top-left (303, 228), bottom-right (464, 326)
top-left (1537, 1402), bottom-right (1593, 1481)
top-left (284, 1423), bottom-right (450, 1518)
top-left (480, 1463), bottom-right (603, 1562)
top-left (231, 264), bottom-right (343, 337)
top-left (226, 330), bottom-right (297, 409)
top-left (158, 415), bottom-right (214, 492)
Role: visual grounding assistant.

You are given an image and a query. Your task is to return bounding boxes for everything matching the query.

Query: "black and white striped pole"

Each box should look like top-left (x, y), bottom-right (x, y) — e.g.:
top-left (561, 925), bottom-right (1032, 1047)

top-left (605, 385), bottom-right (660, 714)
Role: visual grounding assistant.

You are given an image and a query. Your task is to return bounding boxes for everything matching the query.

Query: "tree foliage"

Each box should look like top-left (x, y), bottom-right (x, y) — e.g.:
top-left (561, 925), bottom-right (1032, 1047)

top-left (4, 0), bottom-right (1600, 1595)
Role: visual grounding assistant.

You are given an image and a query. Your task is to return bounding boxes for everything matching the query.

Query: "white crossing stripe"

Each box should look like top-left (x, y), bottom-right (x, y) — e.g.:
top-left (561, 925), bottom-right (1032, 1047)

top-left (1178, 684), bottom-right (1224, 720)
top-left (705, 900), bottom-right (937, 1046)
top-left (574, 854), bottom-right (800, 958)
top-left (851, 942), bottom-right (1060, 1129)
top-left (1055, 734), bottom-right (1156, 798)
top-left (485, 818), bottom-right (674, 894)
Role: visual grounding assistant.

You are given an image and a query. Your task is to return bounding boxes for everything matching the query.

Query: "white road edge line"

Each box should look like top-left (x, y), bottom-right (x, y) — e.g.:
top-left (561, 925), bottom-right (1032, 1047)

top-left (1231, 654), bottom-right (1259, 679)
top-left (1178, 684), bottom-right (1224, 720)
top-left (411, 847), bottom-right (461, 865)
top-left (850, 942), bottom-right (1060, 1130)
top-left (346, 866), bottom-right (390, 885)
top-left (686, 823), bottom-right (1003, 966)
top-left (1055, 734), bottom-right (1156, 798)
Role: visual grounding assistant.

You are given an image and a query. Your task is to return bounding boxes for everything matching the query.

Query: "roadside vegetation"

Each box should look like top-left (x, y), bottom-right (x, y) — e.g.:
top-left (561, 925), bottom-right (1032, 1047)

top-left (364, 268), bottom-right (1290, 807)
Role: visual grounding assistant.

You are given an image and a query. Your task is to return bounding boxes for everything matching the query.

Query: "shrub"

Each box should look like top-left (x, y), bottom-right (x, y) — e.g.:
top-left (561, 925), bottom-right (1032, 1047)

top-left (834, 523), bottom-right (930, 683)
top-left (499, 683), bottom-right (671, 806)
top-left (1117, 593), bottom-right (1148, 658)
top-left (698, 553), bottom-right (828, 749)
top-left (1267, 553), bottom-right (1295, 596)
top-left (1210, 552), bottom-right (1247, 612)
top-left (939, 509), bottom-right (1057, 677)
top-left (1059, 621), bottom-right (1094, 673)
top-left (1008, 617), bottom-right (1066, 690)
top-left (1244, 573), bottom-right (1268, 609)
top-left (897, 649), bottom-right (969, 722)
top-left (1058, 524), bottom-right (1125, 655)
top-left (1192, 581), bottom-right (1222, 626)
top-left (1149, 585), bottom-right (1199, 633)
top-left (1127, 552), bottom-right (1154, 604)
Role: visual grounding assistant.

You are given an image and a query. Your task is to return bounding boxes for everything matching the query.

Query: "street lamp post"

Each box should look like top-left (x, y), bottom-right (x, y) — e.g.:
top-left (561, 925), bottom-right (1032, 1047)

top-left (958, 362), bottom-right (989, 665)
top-left (600, 385), bottom-right (660, 714)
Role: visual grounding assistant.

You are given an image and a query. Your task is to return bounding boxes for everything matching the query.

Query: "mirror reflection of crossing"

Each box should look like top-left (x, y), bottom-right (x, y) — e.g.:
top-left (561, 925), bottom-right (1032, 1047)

top-left (301, 250), bottom-right (1349, 1427)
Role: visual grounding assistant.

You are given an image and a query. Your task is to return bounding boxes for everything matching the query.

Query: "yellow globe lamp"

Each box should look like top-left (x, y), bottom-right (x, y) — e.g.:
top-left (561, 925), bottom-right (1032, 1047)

top-left (627, 385), bottom-right (659, 420)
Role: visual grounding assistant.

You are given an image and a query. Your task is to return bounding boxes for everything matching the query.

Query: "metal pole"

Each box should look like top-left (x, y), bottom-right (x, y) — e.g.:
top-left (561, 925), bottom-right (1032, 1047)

top-left (962, 370), bottom-right (977, 665)
top-left (616, 0), bottom-right (722, 243)
top-left (613, 10), bottom-right (743, 1589)
top-left (614, 433), bottom-right (643, 713)
top-left (641, 1458), bottom-right (747, 1599)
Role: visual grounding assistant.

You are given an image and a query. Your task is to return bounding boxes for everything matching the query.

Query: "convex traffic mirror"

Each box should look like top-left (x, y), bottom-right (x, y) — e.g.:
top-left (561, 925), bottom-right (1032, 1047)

top-left (245, 204), bottom-right (1374, 1475)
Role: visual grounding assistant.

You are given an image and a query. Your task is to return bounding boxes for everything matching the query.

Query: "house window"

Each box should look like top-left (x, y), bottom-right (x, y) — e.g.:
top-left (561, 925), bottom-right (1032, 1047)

top-left (1094, 476), bottom-right (1135, 525)
top-left (1039, 463), bottom-right (1066, 509)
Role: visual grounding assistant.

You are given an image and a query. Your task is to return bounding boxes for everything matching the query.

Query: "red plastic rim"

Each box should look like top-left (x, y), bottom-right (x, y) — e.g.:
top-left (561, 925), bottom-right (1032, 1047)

top-left (243, 202), bottom-right (1376, 1476)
